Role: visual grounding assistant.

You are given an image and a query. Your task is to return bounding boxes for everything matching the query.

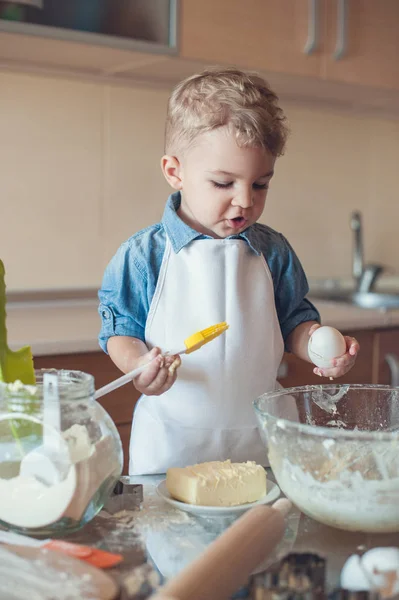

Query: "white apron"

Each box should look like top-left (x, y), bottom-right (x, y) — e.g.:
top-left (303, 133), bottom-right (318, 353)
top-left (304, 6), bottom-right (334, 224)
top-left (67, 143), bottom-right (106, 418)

top-left (129, 237), bottom-right (284, 475)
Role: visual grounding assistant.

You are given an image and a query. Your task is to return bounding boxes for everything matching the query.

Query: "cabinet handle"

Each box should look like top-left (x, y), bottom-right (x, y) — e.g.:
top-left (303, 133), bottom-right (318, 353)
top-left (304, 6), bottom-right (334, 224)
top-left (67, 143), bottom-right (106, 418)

top-left (304, 0), bottom-right (320, 55)
top-left (169, 0), bottom-right (178, 49)
top-left (385, 354), bottom-right (399, 388)
top-left (334, 0), bottom-right (348, 60)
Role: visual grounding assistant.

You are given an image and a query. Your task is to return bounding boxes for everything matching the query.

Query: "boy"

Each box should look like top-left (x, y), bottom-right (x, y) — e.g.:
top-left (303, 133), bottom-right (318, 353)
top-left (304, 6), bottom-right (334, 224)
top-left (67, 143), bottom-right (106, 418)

top-left (98, 68), bottom-right (359, 475)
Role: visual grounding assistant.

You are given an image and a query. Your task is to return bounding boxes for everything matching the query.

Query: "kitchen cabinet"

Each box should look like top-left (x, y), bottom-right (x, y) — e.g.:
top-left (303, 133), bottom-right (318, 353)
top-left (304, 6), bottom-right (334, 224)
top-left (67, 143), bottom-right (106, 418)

top-left (0, 0), bottom-right (177, 79)
top-left (1, 0), bottom-right (399, 113)
top-left (181, 0), bottom-right (399, 92)
top-left (278, 327), bottom-right (399, 389)
top-left (324, 0), bottom-right (399, 91)
top-left (375, 328), bottom-right (399, 387)
top-left (277, 329), bottom-right (376, 387)
top-left (116, 424), bottom-right (132, 475)
top-left (180, 0), bottom-right (325, 79)
top-left (34, 327), bottom-right (399, 474)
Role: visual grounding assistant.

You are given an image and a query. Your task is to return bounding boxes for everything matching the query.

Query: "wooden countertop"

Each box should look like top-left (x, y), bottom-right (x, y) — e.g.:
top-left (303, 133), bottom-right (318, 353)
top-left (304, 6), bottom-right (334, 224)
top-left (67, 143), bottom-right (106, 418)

top-left (7, 299), bottom-right (101, 356)
top-left (313, 299), bottom-right (399, 330)
top-left (6, 297), bottom-right (399, 357)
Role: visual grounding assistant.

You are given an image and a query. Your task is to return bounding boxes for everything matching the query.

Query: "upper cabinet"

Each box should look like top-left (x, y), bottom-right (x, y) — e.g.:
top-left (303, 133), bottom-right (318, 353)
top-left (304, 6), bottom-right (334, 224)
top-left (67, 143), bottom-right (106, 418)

top-left (1, 0), bottom-right (399, 109)
top-left (180, 0), bottom-right (326, 80)
top-left (0, 0), bottom-right (178, 77)
top-left (324, 0), bottom-right (399, 90)
top-left (180, 0), bottom-right (399, 93)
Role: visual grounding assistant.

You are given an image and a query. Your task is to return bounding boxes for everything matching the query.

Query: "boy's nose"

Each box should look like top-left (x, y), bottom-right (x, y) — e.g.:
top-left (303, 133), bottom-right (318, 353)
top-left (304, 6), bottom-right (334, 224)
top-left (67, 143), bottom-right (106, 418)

top-left (233, 189), bottom-right (254, 208)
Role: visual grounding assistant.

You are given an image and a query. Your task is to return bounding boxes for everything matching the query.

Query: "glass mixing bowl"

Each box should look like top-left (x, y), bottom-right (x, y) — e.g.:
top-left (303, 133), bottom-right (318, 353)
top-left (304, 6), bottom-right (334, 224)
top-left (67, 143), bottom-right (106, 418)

top-left (254, 384), bottom-right (399, 533)
top-left (0, 369), bottom-right (123, 535)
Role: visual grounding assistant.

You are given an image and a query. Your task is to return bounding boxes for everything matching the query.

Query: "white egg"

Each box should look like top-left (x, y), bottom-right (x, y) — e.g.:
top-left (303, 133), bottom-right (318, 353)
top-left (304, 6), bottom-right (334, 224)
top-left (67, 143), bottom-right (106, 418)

top-left (341, 554), bottom-right (370, 591)
top-left (340, 548), bottom-right (399, 596)
top-left (308, 326), bottom-right (346, 369)
top-left (361, 548), bottom-right (399, 596)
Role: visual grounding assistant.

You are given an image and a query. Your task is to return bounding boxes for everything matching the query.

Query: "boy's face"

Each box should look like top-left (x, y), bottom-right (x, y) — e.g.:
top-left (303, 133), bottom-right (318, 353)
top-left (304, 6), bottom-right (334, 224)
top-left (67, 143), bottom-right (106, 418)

top-left (162, 126), bottom-right (276, 239)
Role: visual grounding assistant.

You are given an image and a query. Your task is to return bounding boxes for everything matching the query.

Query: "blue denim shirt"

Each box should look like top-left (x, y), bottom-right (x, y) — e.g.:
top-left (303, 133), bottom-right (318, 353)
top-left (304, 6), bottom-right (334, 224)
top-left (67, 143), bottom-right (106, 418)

top-left (98, 192), bottom-right (319, 352)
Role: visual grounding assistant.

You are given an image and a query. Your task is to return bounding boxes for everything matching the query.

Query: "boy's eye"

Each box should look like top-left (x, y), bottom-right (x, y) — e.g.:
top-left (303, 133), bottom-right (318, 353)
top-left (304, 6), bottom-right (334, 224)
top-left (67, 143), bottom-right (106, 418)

top-left (211, 181), bottom-right (269, 190)
top-left (212, 181), bottom-right (233, 189)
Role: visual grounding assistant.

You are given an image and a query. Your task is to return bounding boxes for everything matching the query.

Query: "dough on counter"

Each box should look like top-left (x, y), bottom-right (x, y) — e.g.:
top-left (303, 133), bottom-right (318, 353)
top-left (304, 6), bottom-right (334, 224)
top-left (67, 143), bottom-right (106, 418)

top-left (166, 460), bottom-right (267, 506)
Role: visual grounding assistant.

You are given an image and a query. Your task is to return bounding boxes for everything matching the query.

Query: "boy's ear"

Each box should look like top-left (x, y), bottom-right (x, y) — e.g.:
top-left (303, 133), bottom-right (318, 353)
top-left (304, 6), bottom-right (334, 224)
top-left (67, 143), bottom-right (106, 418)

top-left (161, 155), bottom-right (183, 190)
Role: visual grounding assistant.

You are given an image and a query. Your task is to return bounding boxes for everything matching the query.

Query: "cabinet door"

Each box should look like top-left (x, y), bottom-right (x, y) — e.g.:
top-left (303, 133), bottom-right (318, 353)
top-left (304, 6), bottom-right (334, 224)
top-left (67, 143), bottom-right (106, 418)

top-left (180, 0), bottom-right (325, 78)
top-left (324, 0), bottom-right (399, 90)
top-left (117, 424), bottom-right (132, 475)
top-left (375, 329), bottom-right (399, 386)
top-left (277, 329), bottom-right (375, 387)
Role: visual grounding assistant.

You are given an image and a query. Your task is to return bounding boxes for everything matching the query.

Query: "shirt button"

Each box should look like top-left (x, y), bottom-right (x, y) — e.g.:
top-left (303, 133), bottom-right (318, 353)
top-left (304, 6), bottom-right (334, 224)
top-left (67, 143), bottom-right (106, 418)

top-left (102, 310), bottom-right (109, 319)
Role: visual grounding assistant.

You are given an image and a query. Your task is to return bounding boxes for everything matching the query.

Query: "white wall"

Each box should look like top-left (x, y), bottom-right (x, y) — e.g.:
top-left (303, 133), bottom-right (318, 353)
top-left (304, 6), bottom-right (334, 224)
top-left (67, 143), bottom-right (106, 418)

top-left (0, 71), bottom-right (170, 290)
top-left (1, 70), bottom-right (398, 290)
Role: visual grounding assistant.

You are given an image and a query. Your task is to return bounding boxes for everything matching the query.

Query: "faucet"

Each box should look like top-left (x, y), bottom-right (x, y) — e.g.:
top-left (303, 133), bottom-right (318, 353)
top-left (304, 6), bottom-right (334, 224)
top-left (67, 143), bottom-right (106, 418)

top-left (357, 264), bottom-right (385, 293)
top-left (350, 210), bottom-right (384, 293)
top-left (350, 211), bottom-right (364, 286)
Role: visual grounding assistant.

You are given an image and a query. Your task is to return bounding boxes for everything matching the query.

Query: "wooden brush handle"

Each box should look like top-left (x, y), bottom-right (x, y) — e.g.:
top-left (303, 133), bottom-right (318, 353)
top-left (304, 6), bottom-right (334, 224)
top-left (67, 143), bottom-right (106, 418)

top-left (151, 501), bottom-right (289, 600)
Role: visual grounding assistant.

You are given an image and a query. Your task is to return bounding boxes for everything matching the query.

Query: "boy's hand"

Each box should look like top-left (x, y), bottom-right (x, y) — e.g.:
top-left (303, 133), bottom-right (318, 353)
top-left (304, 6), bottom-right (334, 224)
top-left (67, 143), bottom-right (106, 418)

top-left (133, 347), bottom-right (181, 396)
top-left (308, 324), bottom-right (359, 379)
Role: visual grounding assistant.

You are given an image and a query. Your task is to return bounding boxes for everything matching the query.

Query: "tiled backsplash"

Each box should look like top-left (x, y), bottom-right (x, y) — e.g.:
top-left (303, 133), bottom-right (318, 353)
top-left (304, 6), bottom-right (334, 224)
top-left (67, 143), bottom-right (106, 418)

top-left (265, 107), bottom-right (399, 280)
top-left (1, 70), bottom-right (398, 290)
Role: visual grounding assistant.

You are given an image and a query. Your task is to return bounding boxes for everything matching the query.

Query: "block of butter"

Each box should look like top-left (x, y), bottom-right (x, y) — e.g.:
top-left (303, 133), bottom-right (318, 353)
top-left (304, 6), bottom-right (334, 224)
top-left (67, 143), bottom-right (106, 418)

top-left (166, 460), bottom-right (267, 506)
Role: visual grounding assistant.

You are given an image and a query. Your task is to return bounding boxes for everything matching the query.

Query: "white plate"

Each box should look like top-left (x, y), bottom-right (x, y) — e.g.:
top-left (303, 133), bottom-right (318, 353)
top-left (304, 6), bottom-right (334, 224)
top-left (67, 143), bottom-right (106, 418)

top-left (156, 477), bottom-right (280, 517)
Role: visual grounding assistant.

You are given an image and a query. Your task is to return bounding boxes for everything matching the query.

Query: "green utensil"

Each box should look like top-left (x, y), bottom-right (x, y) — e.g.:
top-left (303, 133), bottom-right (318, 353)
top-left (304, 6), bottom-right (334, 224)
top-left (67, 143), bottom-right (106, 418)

top-left (0, 260), bottom-right (38, 454)
top-left (0, 260), bottom-right (35, 385)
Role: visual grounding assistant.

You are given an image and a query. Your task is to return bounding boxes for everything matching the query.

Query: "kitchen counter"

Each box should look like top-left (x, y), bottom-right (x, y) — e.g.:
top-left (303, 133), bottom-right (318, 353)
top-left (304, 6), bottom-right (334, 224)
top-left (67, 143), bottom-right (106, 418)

top-left (6, 293), bottom-right (399, 356)
top-left (313, 298), bottom-right (399, 330)
top-left (132, 474), bottom-right (399, 596)
top-left (68, 472), bottom-right (399, 598)
top-left (3, 472), bottom-right (397, 598)
top-left (7, 298), bottom-right (100, 356)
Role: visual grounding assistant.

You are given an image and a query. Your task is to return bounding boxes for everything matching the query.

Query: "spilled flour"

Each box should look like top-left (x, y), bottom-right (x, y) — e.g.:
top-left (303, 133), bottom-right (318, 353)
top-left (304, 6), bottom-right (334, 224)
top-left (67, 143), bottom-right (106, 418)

top-left (124, 483), bottom-right (239, 580)
top-left (0, 546), bottom-right (97, 600)
top-left (124, 564), bottom-right (160, 595)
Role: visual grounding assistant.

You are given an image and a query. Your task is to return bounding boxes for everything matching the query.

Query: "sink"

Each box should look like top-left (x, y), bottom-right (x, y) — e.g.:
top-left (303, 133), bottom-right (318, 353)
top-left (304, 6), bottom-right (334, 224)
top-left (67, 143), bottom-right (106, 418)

top-left (309, 290), bottom-right (399, 310)
top-left (308, 210), bottom-right (399, 310)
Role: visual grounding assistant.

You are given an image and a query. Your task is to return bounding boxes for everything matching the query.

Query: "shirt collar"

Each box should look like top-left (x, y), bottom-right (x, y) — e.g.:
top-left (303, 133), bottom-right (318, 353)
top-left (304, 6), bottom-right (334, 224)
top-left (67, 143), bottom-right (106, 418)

top-left (162, 192), bottom-right (261, 255)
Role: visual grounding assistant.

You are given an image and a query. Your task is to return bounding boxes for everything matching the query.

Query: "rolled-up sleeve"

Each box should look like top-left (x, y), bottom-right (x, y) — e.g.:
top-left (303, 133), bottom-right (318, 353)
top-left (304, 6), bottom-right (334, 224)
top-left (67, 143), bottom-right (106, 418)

top-left (98, 243), bottom-right (148, 353)
top-left (273, 235), bottom-right (320, 347)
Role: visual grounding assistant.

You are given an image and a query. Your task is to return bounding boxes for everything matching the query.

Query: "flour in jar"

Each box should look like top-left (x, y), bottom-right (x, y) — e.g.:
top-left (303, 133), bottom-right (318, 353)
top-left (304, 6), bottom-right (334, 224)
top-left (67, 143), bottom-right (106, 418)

top-left (0, 423), bottom-right (110, 529)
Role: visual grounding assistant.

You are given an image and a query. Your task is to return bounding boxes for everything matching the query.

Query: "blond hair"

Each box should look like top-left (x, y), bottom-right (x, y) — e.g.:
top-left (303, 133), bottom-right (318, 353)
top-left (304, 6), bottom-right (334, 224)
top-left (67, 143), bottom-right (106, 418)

top-left (165, 68), bottom-right (288, 157)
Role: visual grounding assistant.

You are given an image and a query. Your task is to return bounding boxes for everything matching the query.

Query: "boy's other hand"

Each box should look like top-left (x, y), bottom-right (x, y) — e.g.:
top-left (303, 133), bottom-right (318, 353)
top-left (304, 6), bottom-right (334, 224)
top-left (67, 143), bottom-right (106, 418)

top-left (133, 347), bottom-right (181, 396)
top-left (308, 324), bottom-right (359, 379)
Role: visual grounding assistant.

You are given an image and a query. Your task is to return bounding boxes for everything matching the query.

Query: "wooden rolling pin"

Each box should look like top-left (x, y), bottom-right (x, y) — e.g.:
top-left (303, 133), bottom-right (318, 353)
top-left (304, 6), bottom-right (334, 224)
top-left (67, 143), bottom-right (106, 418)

top-left (151, 498), bottom-right (291, 600)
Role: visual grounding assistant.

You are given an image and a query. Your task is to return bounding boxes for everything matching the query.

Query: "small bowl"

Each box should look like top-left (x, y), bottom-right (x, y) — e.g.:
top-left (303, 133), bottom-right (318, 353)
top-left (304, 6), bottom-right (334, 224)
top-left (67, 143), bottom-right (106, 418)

top-left (254, 384), bottom-right (399, 533)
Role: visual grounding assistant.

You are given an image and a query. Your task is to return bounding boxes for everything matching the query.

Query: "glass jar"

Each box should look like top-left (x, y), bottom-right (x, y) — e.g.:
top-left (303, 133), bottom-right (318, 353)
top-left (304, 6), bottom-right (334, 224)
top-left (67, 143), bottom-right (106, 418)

top-left (254, 384), bottom-right (399, 533)
top-left (0, 369), bottom-right (123, 535)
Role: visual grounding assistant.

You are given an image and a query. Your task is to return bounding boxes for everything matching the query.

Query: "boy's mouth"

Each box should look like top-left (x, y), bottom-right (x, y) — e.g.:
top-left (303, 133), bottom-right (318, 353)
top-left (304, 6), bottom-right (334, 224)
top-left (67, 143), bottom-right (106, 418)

top-left (227, 216), bottom-right (247, 229)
